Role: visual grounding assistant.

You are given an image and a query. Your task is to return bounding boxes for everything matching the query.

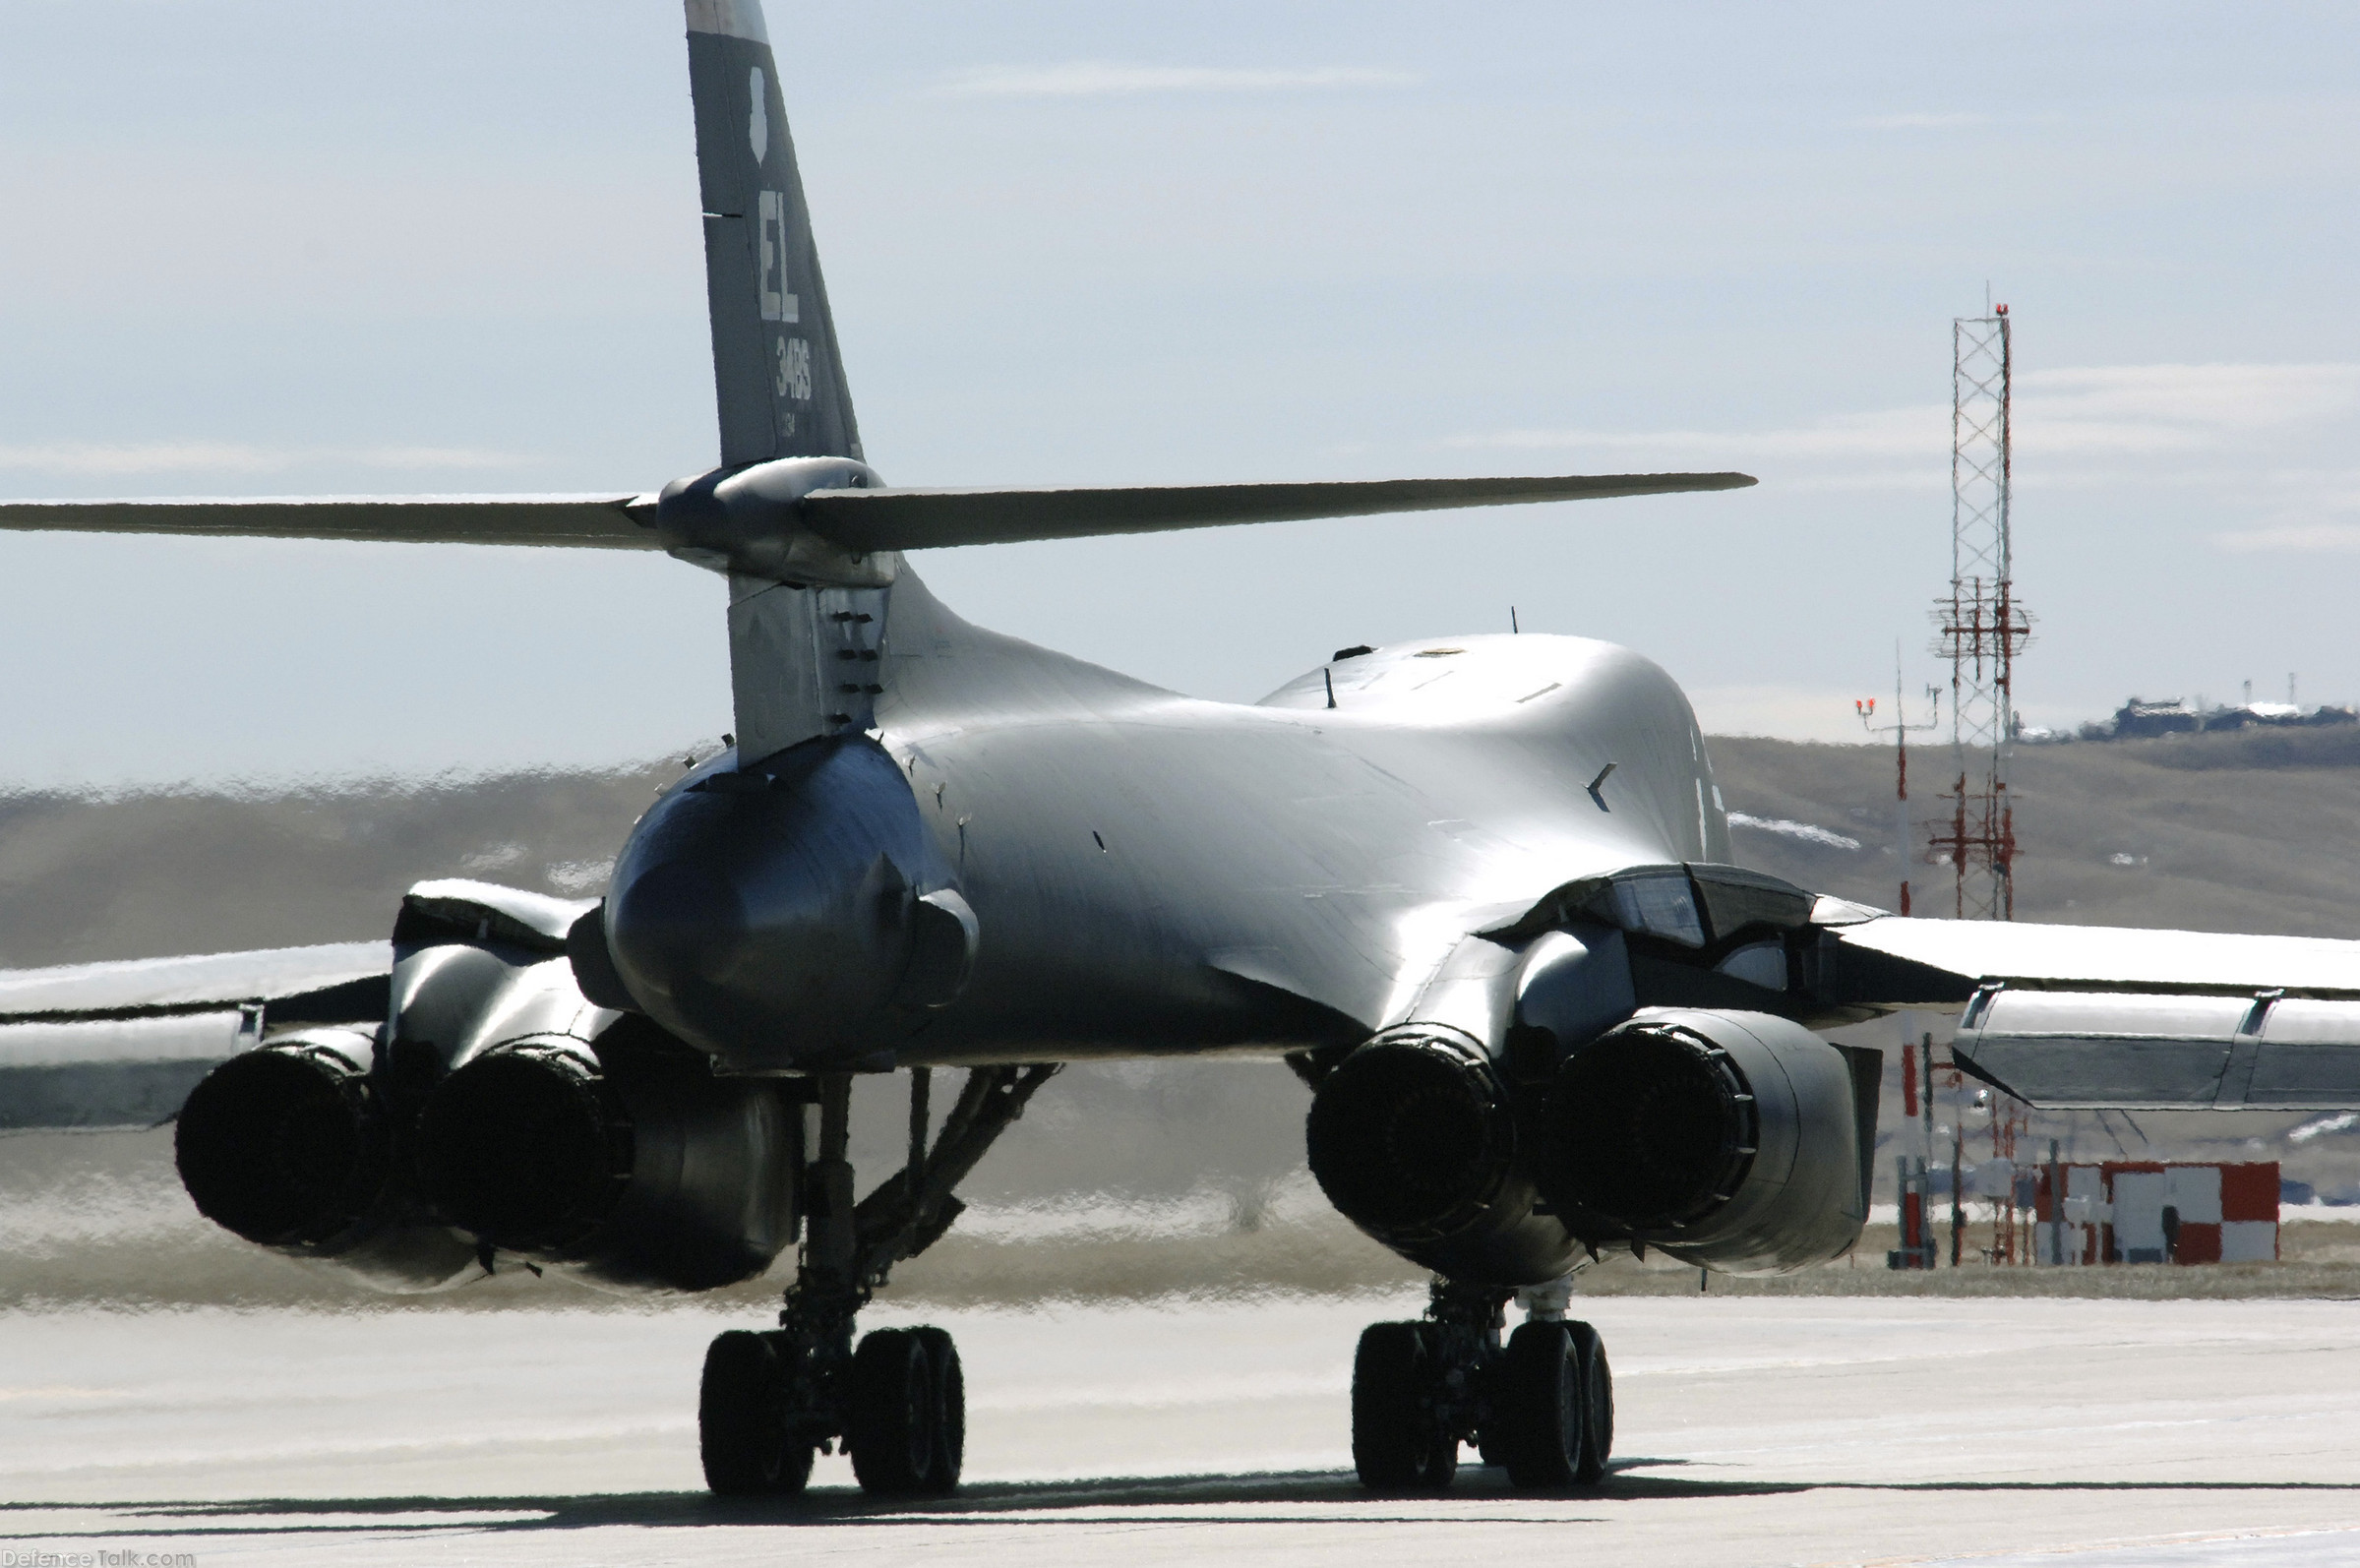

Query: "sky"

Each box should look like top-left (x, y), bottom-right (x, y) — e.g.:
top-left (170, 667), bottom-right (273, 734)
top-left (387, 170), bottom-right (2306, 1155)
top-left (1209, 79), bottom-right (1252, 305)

top-left (1, 1), bottom-right (2356, 788)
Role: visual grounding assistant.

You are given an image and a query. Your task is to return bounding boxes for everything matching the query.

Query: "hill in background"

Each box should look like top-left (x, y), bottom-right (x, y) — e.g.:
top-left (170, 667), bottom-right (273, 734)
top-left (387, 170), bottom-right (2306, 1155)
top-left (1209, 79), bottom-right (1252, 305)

top-left (6, 730), bottom-right (2360, 1307)
top-left (14, 727), bottom-right (2359, 970)
top-left (0, 765), bottom-right (672, 969)
top-left (1719, 726), bottom-right (2360, 937)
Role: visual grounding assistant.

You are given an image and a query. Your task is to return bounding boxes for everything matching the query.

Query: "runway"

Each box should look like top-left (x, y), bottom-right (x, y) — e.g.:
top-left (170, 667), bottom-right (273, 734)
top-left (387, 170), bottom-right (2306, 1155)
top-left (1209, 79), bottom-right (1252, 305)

top-left (5, 1291), bottom-right (2358, 1566)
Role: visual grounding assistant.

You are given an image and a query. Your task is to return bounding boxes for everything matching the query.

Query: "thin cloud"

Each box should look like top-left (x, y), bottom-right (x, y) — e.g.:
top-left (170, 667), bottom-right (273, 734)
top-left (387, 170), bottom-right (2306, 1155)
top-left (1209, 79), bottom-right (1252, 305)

top-left (0, 442), bottom-right (292, 477)
top-left (2019, 364), bottom-right (2360, 447)
top-left (941, 62), bottom-right (1418, 97)
top-left (1453, 405), bottom-right (1941, 461)
top-left (1855, 112), bottom-right (1991, 129)
top-left (0, 442), bottom-right (533, 477)
top-left (2214, 523), bottom-right (2360, 554)
top-left (352, 447), bottom-right (536, 471)
top-left (1452, 364), bottom-right (2360, 487)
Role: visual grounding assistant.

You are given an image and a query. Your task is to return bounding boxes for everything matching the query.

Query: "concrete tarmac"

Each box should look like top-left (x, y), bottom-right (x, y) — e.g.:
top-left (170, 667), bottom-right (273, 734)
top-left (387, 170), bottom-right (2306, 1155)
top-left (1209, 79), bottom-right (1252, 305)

top-left (4, 1291), bottom-right (2358, 1566)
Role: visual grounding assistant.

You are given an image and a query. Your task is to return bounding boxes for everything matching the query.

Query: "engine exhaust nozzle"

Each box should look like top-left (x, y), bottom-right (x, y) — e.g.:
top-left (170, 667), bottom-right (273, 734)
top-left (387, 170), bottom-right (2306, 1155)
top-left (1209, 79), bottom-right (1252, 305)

top-left (175, 1037), bottom-right (390, 1250)
top-left (1306, 1032), bottom-right (1517, 1243)
top-left (1535, 1009), bottom-right (1869, 1274)
top-left (416, 1044), bottom-right (633, 1254)
top-left (1542, 1019), bottom-right (1756, 1232)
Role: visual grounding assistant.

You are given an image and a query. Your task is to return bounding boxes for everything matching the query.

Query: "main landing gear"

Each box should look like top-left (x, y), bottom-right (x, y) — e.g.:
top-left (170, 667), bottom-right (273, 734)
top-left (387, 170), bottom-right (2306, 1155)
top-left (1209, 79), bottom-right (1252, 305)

top-left (697, 1063), bottom-right (1058, 1498)
top-left (1352, 1277), bottom-right (1614, 1493)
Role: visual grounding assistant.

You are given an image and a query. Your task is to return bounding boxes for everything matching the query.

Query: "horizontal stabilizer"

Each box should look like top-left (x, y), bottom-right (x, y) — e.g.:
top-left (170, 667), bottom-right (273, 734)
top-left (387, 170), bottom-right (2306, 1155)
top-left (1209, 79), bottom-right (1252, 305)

top-left (799, 471), bottom-right (1758, 551)
top-left (0, 471), bottom-right (1756, 568)
top-left (0, 495), bottom-right (658, 550)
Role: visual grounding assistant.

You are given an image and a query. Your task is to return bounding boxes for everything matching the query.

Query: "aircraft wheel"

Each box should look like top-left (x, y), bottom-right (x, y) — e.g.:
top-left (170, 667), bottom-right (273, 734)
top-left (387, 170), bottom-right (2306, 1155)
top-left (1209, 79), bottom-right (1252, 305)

top-left (699, 1329), bottom-right (811, 1496)
top-left (912, 1325), bottom-right (966, 1495)
top-left (1497, 1320), bottom-right (1583, 1491)
top-left (1569, 1320), bottom-right (1613, 1484)
top-left (848, 1326), bottom-right (951, 1496)
top-left (1352, 1321), bottom-right (1459, 1493)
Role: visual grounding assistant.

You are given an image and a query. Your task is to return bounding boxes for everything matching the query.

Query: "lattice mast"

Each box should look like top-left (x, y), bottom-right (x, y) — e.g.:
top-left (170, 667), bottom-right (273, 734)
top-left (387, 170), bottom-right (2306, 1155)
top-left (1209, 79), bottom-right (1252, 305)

top-left (1929, 306), bottom-right (2031, 920)
top-left (1855, 656), bottom-right (1939, 917)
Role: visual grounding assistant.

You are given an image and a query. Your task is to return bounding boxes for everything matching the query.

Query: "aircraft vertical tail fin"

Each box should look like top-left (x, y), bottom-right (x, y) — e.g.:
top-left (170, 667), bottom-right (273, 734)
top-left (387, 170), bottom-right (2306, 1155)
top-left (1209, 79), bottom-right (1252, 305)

top-left (684, 1), bottom-right (862, 468)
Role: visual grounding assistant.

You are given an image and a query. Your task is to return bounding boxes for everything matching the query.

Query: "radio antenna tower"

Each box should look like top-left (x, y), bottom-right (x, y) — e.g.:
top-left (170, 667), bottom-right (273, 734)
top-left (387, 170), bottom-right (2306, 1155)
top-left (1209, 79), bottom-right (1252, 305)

top-left (1857, 649), bottom-right (1940, 917)
top-left (1929, 304), bottom-right (2031, 919)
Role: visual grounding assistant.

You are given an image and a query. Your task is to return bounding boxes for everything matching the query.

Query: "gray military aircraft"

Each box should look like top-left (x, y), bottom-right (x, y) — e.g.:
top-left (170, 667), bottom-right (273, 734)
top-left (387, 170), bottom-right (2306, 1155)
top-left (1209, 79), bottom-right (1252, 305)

top-left (10, 0), bottom-right (2360, 1500)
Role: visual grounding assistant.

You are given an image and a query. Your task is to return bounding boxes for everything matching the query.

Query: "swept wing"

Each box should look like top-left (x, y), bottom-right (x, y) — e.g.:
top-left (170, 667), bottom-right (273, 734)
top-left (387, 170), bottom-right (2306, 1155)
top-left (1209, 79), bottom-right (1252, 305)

top-left (1822, 914), bottom-right (2360, 1111)
top-left (0, 941), bottom-right (388, 1130)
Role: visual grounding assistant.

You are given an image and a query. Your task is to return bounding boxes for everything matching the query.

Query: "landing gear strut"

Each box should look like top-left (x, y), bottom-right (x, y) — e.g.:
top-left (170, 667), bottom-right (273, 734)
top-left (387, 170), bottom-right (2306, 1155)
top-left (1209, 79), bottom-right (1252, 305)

top-left (1351, 1276), bottom-right (1614, 1494)
top-left (697, 1063), bottom-right (1058, 1498)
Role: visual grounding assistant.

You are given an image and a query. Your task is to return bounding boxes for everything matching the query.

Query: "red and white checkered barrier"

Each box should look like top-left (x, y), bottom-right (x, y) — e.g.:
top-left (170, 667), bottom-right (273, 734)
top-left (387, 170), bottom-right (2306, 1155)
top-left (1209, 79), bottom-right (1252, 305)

top-left (2033, 1161), bottom-right (2278, 1265)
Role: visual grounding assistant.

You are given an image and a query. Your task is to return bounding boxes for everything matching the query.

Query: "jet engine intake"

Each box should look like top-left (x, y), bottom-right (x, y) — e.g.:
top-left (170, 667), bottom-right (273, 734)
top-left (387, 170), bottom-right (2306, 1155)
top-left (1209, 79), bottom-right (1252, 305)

top-left (416, 1020), bottom-right (799, 1291)
top-left (1537, 1008), bottom-right (1866, 1274)
top-left (1305, 1030), bottom-right (1580, 1284)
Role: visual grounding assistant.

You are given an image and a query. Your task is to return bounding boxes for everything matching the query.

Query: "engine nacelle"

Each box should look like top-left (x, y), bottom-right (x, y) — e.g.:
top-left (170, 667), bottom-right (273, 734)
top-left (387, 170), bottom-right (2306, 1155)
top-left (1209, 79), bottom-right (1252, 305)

top-left (176, 879), bottom-right (805, 1296)
top-left (1304, 1029), bottom-right (1581, 1285)
top-left (415, 1017), bottom-right (801, 1292)
top-left (1537, 1008), bottom-right (1870, 1274)
top-left (173, 1027), bottom-right (478, 1291)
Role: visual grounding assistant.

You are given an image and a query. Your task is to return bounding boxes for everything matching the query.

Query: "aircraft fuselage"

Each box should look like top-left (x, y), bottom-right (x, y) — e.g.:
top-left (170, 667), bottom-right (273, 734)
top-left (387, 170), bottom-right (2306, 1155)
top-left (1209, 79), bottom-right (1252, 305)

top-left (605, 571), bottom-right (1729, 1073)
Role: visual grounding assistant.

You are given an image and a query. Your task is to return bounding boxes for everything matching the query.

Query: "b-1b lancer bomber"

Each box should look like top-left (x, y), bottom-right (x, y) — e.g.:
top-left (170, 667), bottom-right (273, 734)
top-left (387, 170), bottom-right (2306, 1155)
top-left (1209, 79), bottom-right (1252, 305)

top-left (12, 0), bottom-right (2360, 1499)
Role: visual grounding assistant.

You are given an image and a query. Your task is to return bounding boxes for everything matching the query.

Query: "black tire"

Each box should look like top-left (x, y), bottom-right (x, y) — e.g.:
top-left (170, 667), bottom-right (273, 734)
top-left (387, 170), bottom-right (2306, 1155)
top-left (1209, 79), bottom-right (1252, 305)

top-left (1473, 1340), bottom-right (1512, 1467)
top-left (699, 1329), bottom-right (810, 1496)
top-left (912, 1325), bottom-right (965, 1495)
top-left (848, 1327), bottom-right (937, 1496)
top-left (1498, 1320), bottom-right (1583, 1491)
top-left (1352, 1321), bottom-right (1458, 1493)
top-left (1568, 1320), bottom-right (1613, 1485)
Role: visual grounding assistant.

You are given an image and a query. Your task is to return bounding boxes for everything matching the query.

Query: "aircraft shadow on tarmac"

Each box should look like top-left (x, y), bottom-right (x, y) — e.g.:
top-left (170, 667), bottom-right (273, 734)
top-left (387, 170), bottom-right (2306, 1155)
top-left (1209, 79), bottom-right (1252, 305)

top-left (12, 1467), bottom-right (2360, 1538)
